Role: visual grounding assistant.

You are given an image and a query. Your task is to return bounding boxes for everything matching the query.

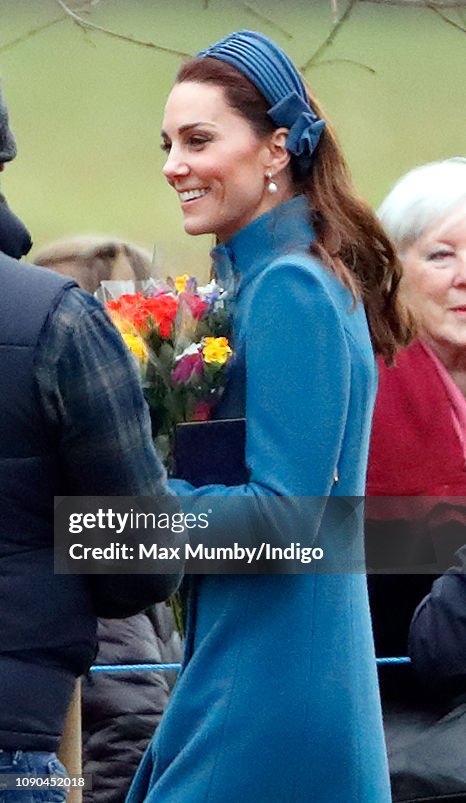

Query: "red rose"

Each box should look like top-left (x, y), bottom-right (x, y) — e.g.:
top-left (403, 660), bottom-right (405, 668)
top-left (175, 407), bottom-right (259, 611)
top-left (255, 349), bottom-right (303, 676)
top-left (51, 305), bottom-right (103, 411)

top-left (192, 401), bottom-right (212, 421)
top-left (145, 294), bottom-right (178, 337)
top-left (179, 292), bottom-right (208, 320)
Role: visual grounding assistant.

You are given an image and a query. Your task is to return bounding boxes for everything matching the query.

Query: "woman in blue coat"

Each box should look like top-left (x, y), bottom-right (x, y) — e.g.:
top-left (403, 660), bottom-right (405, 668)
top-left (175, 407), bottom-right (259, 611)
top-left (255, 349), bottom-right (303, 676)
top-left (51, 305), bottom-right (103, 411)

top-left (127, 30), bottom-right (412, 803)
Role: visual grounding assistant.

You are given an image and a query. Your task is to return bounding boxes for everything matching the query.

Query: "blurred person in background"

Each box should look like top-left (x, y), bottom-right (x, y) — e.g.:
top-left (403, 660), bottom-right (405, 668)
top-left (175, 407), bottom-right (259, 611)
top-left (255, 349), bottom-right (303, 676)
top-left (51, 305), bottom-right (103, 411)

top-left (409, 541), bottom-right (466, 698)
top-left (35, 234), bottom-right (182, 803)
top-left (366, 158), bottom-right (466, 802)
top-left (81, 610), bottom-right (181, 803)
top-left (33, 236), bottom-right (153, 295)
top-left (391, 540), bottom-right (466, 801)
top-left (367, 157), bottom-right (466, 656)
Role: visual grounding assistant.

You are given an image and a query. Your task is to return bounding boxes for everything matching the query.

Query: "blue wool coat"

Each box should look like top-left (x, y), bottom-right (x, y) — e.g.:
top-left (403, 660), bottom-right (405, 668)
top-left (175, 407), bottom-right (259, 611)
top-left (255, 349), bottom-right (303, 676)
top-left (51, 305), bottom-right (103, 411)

top-left (127, 196), bottom-right (391, 802)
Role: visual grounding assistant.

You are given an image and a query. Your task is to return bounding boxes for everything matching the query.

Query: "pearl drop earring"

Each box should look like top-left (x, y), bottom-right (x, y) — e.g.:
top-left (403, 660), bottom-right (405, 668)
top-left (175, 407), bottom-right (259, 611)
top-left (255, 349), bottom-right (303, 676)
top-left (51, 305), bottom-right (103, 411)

top-left (266, 171), bottom-right (278, 194)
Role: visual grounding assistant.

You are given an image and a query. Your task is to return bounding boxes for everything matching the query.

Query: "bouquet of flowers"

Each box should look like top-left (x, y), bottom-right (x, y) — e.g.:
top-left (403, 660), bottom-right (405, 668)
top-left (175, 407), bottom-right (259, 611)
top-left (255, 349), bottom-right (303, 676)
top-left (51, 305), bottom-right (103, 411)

top-left (102, 274), bottom-right (233, 471)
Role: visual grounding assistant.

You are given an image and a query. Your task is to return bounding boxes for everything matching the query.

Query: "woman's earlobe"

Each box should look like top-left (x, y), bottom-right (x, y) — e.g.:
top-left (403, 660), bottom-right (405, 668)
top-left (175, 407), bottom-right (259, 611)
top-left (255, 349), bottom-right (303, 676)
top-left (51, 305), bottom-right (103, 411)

top-left (267, 127), bottom-right (291, 174)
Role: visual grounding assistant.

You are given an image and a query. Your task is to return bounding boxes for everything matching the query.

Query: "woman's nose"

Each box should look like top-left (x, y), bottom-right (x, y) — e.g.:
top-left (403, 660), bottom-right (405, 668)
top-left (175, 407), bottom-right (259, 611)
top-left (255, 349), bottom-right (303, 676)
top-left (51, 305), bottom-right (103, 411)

top-left (453, 252), bottom-right (466, 285)
top-left (163, 150), bottom-right (190, 184)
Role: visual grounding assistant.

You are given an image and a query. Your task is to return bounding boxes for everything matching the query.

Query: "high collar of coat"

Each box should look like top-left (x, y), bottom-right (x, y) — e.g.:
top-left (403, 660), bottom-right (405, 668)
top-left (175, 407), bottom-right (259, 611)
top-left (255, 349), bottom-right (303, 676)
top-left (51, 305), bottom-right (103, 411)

top-left (211, 194), bottom-right (315, 296)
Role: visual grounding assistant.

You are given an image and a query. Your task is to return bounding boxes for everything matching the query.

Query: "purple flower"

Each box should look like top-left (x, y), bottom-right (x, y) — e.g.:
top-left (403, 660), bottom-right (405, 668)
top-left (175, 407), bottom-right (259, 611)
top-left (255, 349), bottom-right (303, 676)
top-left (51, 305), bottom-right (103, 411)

top-left (197, 281), bottom-right (222, 306)
top-left (185, 276), bottom-right (198, 293)
top-left (171, 351), bottom-right (204, 384)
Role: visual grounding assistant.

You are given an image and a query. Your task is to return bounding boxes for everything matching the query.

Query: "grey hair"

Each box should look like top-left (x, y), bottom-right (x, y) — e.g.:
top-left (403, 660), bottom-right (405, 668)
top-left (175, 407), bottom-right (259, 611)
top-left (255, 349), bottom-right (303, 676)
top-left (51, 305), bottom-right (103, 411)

top-left (377, 157), bottom-right (466, 253)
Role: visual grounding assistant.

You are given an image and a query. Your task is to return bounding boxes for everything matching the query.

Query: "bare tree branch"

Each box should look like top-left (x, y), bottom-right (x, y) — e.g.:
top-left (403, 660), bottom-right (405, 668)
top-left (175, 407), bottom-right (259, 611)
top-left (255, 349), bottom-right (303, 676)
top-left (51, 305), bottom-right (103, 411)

top-left (427, 2), bottom-right (466, 29)
top-left (239, 3), bottom-right (293, 39)
top-left (0, 17), bottom-right (64, 54)
top-left (301, 0), bottom-right (360, 72)
top-left (313, 56), bottom-right (376, 73)
top-left (54, 0), bottom-right (192, 58)
top-left (361, 0), bottom-right (466, 5)
top-left (0, 2), bottom-right (93, 54)
top-left (3, 0), bottom-right (462, 66)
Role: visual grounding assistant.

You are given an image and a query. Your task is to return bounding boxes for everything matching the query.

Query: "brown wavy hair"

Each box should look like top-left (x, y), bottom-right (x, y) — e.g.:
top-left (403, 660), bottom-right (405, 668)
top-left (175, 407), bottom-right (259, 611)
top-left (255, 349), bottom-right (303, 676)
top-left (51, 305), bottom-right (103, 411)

top-left (175, 57), bottom-right (414, 363)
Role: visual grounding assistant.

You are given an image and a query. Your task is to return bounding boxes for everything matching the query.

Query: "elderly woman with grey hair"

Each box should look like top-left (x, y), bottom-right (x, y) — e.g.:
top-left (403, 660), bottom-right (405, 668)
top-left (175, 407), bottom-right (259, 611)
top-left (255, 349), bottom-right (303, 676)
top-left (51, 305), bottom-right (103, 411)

top-left (368, 158), bottom-right (466, 499)
top-left (366, 158), bottom-right (466, 802)
top-left (367, 157), bottom-right (466, 654)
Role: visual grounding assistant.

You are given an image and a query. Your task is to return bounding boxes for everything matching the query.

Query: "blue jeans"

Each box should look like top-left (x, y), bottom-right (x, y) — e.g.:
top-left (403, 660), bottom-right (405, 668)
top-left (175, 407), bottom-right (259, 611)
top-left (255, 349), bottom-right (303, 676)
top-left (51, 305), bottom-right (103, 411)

top-left (0, 751), bottom-right (67, 802)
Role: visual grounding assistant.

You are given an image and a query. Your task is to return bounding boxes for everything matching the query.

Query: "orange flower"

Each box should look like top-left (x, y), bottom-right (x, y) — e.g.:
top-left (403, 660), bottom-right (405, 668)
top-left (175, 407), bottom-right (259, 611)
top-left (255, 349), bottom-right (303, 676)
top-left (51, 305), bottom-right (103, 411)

top-left (106, 292), bottom-right (178, 339)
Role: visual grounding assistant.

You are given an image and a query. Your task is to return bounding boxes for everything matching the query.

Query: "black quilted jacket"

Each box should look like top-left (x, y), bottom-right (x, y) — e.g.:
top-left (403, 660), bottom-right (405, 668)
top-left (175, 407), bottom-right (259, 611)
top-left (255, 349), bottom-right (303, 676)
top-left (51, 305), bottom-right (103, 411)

top-left (82, 605), bottom-right (182, 803)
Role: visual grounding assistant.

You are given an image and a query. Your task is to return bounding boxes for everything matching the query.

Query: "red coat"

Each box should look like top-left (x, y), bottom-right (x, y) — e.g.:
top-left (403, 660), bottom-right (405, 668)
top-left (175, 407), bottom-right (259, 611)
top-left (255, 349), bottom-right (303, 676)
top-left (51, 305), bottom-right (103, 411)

top-left (366, 340), bottom-right (466, 657)
top-left (367, 339), bottom-right (466, 497)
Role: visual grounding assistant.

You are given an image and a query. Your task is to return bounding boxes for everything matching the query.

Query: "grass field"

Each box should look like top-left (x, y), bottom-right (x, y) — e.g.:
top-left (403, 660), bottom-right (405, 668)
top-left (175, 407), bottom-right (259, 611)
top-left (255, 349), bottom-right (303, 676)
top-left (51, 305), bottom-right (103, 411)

top-left (1, 0), bottom-right (464, 279)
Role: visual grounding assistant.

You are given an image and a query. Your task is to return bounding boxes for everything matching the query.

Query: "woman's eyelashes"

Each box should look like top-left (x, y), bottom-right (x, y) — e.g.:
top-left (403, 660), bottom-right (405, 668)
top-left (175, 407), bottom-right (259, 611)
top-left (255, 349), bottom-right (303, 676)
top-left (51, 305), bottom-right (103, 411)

top-left (160, 134), bottom-right (212, 154)
top-left (187, 134), bottom-right (212, 148)
top-left (426, 247), bottom-right (455, 265)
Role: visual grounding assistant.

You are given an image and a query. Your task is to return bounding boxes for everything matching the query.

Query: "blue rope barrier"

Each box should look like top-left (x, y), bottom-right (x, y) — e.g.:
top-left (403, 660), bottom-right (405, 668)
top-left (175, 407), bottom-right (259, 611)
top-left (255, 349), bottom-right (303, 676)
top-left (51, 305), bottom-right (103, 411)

top-left (90, 663), bottom-right (182, 673)
top-left (90, 657), bottom-right (411, 673)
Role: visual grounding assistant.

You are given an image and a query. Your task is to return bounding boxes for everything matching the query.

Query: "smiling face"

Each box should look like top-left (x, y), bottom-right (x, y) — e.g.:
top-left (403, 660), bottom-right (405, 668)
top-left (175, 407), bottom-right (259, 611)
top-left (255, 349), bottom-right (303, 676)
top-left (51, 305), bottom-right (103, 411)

top-left (400, 201), bottom-right (466, 363)
top-left (161, 81), bottom-right (291, 242)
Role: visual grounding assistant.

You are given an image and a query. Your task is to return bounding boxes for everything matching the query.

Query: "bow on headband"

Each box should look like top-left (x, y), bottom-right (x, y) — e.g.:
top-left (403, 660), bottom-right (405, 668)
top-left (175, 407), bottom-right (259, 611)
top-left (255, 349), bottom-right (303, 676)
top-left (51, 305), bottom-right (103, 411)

top-left (268, 93), bottom-right (326, 172)
top-left (198, 30), bottom-right (325, 172)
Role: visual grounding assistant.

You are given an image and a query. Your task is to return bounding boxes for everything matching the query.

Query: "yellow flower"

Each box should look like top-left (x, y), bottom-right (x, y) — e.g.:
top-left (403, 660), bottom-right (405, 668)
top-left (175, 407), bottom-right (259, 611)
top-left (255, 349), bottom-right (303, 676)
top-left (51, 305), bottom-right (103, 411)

top-left (202, 336), bottom-right (232, 366)
top-left (122, 333), bottom-right (149, 364)
top-left (175, 274), bottom-right (191, 293)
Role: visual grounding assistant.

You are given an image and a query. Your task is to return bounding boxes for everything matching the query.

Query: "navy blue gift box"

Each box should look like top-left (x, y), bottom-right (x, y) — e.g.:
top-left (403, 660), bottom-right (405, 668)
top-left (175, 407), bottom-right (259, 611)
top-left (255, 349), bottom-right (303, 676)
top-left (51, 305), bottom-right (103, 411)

top-left (174, 418), bottom-right (247, 487)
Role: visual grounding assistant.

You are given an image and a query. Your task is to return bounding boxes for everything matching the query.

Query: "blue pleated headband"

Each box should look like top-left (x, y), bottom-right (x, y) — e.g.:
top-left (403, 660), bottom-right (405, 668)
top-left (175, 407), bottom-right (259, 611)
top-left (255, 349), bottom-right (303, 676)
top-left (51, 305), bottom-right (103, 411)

top-left (197, 30), bottom-right (325, 172)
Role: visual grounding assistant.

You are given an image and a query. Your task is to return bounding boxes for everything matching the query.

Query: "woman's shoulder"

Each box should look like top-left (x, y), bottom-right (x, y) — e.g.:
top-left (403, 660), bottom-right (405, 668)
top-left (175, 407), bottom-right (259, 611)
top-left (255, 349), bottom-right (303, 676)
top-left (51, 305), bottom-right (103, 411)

top-left (265, 250), bottom-right (331, 280)
top-left (255, 251), bottom-right (366, 340)
top-left (257, 250), bottom-right (351, 307)
top-left (376, 339), bottom-right (434, 381)
top-left (248, 255), bottom-right (343, 338)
